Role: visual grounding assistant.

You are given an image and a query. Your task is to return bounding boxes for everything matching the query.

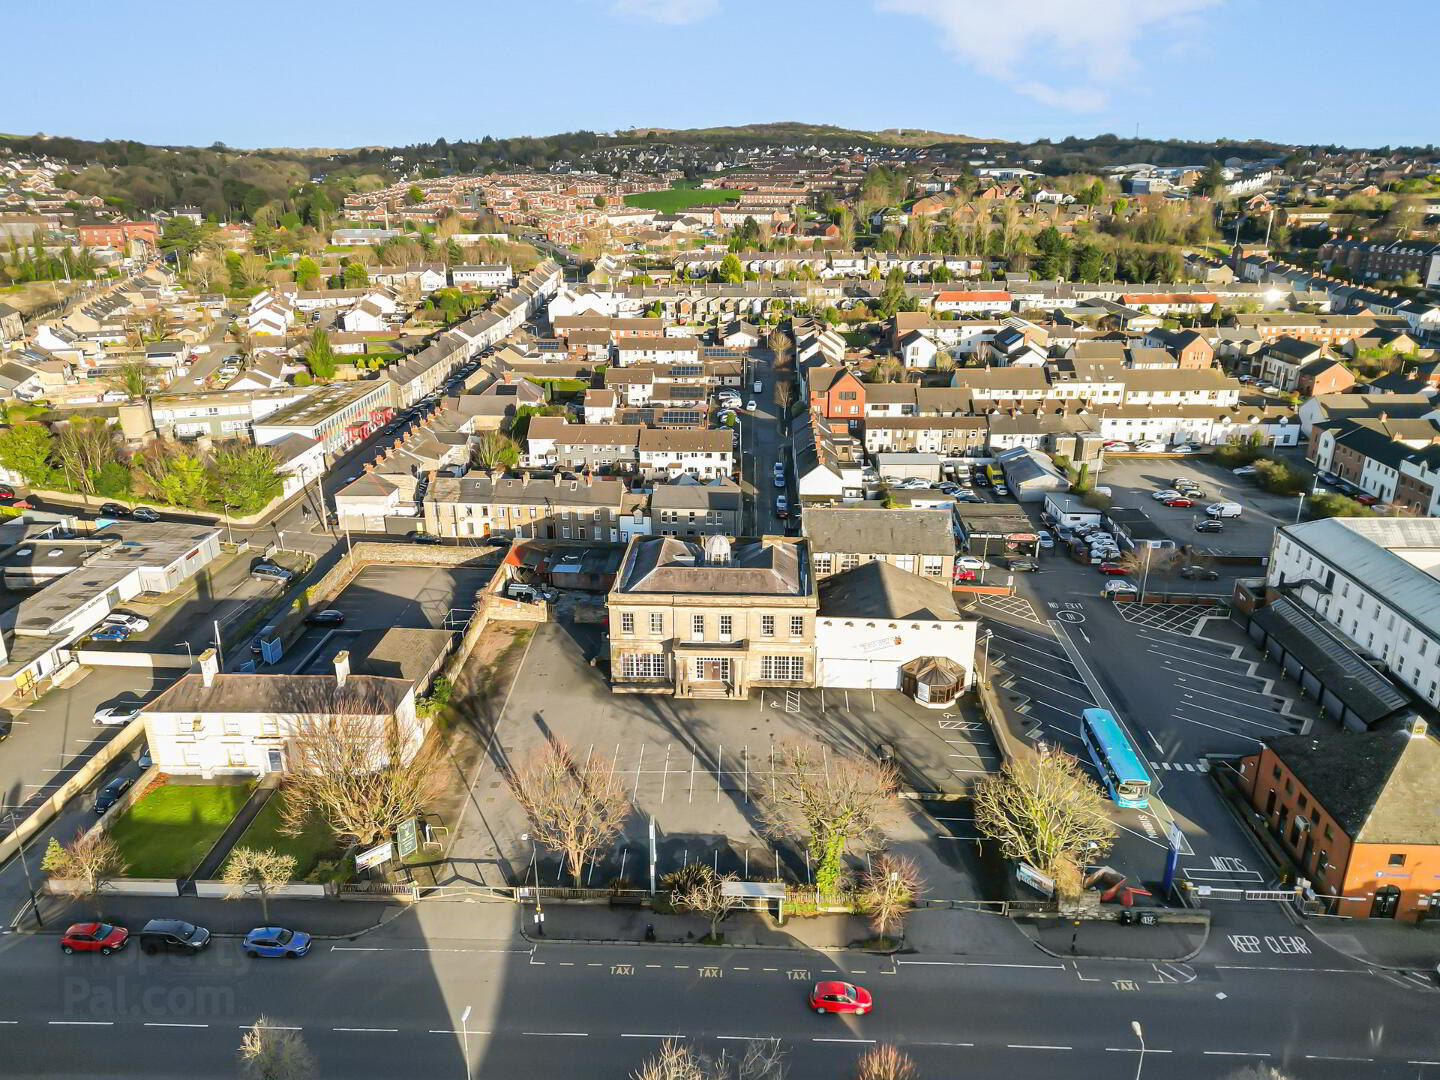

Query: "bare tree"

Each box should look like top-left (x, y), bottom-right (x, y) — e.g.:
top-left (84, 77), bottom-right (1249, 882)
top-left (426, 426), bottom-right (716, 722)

top-left (972, 746), bottom-right (1116, 885)
top-left (756, 743), bottom-right (899, 893)
top-left (856, 853), bottom-right (924, 940)
top-left (664, 863), bottom-right (743, 941)
top-left (772, 379), bottom-right (795, 415)
top-left (854, 1045), bottom-right (917, 1080)
top-left (108, 360), bottom-right (158, 401)
top-left (509, 738), bottom-right (631, 886)
top-left (188, 255), bottom-right (224, 292)
top-left (42, 831), bottom-right (127, 918)
top-left (280, 701), bottom-right (447, 849)
top-left (237, 254), bottom-right (269, 288)
top-left (222, 847), bottom-right (297, 924)
top-left (239, 1016), bottom-right (316, 1080)
top-left (633, 1039), bottom-right (784, 1080)
top-left (54, 417), bottom-right (119, 500)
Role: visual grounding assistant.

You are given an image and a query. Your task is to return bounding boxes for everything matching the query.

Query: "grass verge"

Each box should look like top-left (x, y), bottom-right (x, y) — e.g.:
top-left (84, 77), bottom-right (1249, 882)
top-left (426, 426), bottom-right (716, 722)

top-left (108, 782), bottom-right (254, 878)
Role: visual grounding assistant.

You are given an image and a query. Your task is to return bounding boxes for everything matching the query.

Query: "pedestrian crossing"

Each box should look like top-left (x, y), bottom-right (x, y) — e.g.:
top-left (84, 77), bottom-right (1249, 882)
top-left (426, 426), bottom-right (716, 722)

top-left (1148, 759), bottom-right (1211, 773)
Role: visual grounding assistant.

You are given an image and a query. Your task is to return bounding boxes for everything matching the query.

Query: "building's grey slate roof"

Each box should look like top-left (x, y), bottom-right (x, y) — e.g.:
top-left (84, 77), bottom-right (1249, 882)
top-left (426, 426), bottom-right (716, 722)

top-left (818, 559), bottom-right (960, 622)
top-left (804, 508), bottom-right (953, 555)
top-left (619, 536), bottom-right (808, 596)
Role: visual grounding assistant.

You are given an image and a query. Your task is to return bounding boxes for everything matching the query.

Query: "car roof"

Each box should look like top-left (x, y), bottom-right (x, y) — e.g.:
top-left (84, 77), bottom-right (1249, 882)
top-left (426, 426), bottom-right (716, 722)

top-left (66, 922), bottom-right (104, 934)
top-left (141, 919), bottom-right (193, 933)
top-left (814, 980), bottom-right (851, 994)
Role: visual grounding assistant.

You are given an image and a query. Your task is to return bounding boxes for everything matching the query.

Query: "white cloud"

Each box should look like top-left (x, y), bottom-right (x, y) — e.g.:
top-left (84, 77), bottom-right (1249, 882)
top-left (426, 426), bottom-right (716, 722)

top-left (607, 0), bottom-right (720, 24)
top-left (876, 0), bottom-right (1222, 111)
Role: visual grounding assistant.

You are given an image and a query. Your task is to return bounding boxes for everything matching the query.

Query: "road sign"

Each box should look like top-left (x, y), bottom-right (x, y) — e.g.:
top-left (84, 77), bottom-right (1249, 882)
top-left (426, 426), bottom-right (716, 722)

top-left (356, 841), bottom-right (393, 872)
top-left (1016, 862), bottom-right (1055, 897)
top-left (397, 819), bottom-right (419, 859)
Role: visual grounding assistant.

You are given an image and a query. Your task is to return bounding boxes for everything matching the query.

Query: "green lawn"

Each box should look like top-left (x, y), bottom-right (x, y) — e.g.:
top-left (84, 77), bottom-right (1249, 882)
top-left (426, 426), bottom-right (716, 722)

top-left (623, 187), bottom-right (743, 213)
top-left (107, 782), bottom-right (254, 879)
top-left (234, 790), bottom-right (336, 880)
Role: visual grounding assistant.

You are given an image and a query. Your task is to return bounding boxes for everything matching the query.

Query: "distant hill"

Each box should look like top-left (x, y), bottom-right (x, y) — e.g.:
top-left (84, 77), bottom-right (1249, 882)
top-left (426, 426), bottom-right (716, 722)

top-left (613, 122), bottom-right (991, 147)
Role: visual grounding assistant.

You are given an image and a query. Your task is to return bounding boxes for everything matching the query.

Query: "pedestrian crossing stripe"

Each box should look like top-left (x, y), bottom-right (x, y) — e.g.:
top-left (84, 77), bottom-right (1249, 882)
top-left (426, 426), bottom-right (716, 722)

top-left (1148, 760), bottom-right (1211, 772)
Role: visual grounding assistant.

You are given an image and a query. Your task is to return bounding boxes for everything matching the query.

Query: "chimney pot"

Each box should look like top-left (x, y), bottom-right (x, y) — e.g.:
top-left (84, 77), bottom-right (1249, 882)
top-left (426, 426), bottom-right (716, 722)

top-left (334, 650), bottom-right (350, 688)
top-left (199, 648), bottom-right (219, 688)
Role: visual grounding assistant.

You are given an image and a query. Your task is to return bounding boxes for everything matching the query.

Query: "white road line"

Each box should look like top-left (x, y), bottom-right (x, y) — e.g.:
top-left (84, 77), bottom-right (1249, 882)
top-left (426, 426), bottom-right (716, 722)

top-left (1008, 1044), bottom-right (1072, 1050)
top-left (429, 1029), bottom-right (492, 1035)
top-left (814, 1038), bottom-right (876, 1044)
top-left (717, 1035), bottom-right (776, 1041)
top-left (145, 1022), bottom-right (209, 1028)
top-left (621, 1033), bottom-right (687, 1039)
top-left (1408, 1061), bottom-right (1440, 1066)
top-left (1204, 1051), bottom-right (1270, 1057)
top-left (1176, 701), bottom-right (1293, 734)
top-left (1304, 1055), bottom-right (1373, 1062)
top-left (916, 1041), bottom-right (975, 1047)
top-left (1174, 712), bottom-right (1264, 743)
top-left (1105, 1047), bottom-right (1173, 1053)
top-left (49, 1021), bottom-right (113, 1025)
top-left (333, 1027), bottom-right (398, 1033)
top-left (524, 1031), bottom-right (589, 1037)
top-left (898, 960), bottom-right (1065, 970)
top-left (244, 1025), bottom-right (302, 1031)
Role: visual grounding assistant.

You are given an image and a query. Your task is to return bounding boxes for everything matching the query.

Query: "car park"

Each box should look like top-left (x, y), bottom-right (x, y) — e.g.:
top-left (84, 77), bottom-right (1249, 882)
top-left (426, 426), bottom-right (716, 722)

top-left (303, 609), bottom-right (345, 626)
top-left (810, 981), bottom-right (872, 1016)
top-left (93, 774), bottom-right (134, 814)
top-left (138, 919), bottom-right (211, 955)
top-left (61, 923), bottom-right (129, 955)
top-left (243, 926), bottom-right (313, 959)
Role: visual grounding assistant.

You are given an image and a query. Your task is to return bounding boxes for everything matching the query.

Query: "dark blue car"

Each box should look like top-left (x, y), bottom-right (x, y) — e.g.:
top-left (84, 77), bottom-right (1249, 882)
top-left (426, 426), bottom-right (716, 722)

top-left (242, 927), bottom-right (312, 959)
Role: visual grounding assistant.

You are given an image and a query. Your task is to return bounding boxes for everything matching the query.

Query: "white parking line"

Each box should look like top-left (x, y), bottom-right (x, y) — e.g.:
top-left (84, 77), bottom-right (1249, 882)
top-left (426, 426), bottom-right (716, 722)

top-left (1177, 700), bottom-right (1293, 734)
top-left (1173, 711), bottom-right (1264, 743)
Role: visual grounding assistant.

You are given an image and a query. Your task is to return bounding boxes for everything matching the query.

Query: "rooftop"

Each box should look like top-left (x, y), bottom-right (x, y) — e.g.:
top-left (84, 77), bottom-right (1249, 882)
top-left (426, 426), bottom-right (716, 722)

top-left (804, 507), bottom-right (954, 555)
top-left (818, 560), bottom-right (962, 622)
top-left (616, 535), bottom-right (812, 597)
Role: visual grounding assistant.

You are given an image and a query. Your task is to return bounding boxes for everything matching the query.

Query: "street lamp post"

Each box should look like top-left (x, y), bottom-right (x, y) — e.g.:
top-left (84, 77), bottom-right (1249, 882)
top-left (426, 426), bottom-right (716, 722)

top-left (1131, 1020), bottom-right (1146, 1080)
top-left (981, 630), bottom-right (993, 681)
top-left (1140, 545), bottom-right (1155, 600)
top-left (459, 1005), bottom-right (473, 1080)
top-left (5, 811), bottom-right (43, 927)
top-left (1296, 474), bottom-right (1319, 524)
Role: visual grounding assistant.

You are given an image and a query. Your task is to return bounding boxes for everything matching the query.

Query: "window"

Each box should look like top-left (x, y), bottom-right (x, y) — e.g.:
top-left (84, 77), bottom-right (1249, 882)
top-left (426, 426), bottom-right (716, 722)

top-left (1272, 764), bottom-right (1282, 780)
top-left (761, 615), bottom-right (775, 637)
top-left (719, 615), bottom-right (733, 640)
top-left (923, 556), bottom-right (943, 577)
top-left (223, 717), bottom-right (240, 735)
top-left (760, 655), bottom-right (804, 681)
top-left (227, 747), bottom-right (248, 767)
top-left (182, 748), bottom-right (200, 767)
top-left (621, 653), bottom-right (667, 679)
top-left (814, 554), bottom-right (833, 575)
top-left (621, 612), bottom-right (635, 634)
top-left (1388, 853), bottom-right (1407, 867)
top-left (841, 554), bottom-right (860, 571)
top-left (691, 614), bottom-right (705, 640)
top-left (649, 612), bottom-right (663, 634)
top-left (895, 555), bottom-right (916, 573)
top-left (1297, 794), bottom-right (1308, 811)
top-left (790, 615), bottom-right (805, 638)
top-left (1323, 823), bottom-right (1333, 841)
top-left (261, 718), bottom-right (278, 737)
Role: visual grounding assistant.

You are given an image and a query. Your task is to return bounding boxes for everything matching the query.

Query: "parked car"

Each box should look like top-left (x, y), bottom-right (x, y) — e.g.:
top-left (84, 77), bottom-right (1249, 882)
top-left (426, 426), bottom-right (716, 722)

top-left (1232, 465), bottom-right (1258, 477)
top-left (1036, 530), bottom-right (1054, 549)
top-left (251, 562), bottom-right (295, 583)
top-left (1007, 557), bottom-right (1039, 572)
top-left (1104, 579), bottom-right (1140, 597)
top-left (405, 531), bottom-right (442, 544)
top-left (138, 919), bottom-right (211, 955)
top-left (809, 981), bottom-right (872, 1016)
top-left (1205, 502), bottom-right (1243, 519)
top-left (746, 399), bottom-right (757, 411)
top-left (93, 774), bottom-right (134, 814)
top-left (0, 485), bottom-right (14, 500)
top-left (1162, 497), bottom-right (1195, 507)
top-left (774, 495), bottom-right (789, 518)
top-left (1179, 565), bottom-right (1220, 580)
top-left (953, 568), bottom-right (978, 582)
top-left (303, 609), bottom-right (345, 626)
top-left (243, 926), bottom-right (313, 959)
top-left (1098, 561), bottom-right (1131, 575)
top-left (90, 624), bottom-right (131, 643)
top-left (131, 506), bottom-right (160, 523)
top-left (1194, 520), bottom-right (1225, 533)
top-left (1135, 441), bottom-right (1166, 452)
top-left (102, 612), bottom-right (149, 633)
top-left (98, 502), bottom-right (129, 517)
top-left (1151, 489), bottom-right (1182, 501)
top-left (955, 492), bottom-right (984, 503)
top-left (94, 701), bottom-right (142, 725)
top-left (1103, 441), bottom-right (1133, 452)
top-left (61, 923), bottom-right (129, 956)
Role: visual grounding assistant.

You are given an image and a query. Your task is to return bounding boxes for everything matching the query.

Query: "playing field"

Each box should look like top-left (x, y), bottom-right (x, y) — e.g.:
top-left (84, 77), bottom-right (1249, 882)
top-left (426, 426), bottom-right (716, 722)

top-left (622, 187), bottom-right (743, 213)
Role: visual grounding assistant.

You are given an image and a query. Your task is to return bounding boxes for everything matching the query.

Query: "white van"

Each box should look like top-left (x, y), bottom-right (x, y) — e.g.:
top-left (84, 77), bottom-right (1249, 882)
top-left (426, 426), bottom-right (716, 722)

top-left (1206, 502), bottom-right (1243, 519)
top-left (753, 379), bottom-right (764, 394)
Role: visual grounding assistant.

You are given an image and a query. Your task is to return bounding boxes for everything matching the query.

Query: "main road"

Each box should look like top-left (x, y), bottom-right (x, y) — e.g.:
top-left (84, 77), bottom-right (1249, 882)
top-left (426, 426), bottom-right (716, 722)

top-left (0, 905), bottom-right (1433, 1079)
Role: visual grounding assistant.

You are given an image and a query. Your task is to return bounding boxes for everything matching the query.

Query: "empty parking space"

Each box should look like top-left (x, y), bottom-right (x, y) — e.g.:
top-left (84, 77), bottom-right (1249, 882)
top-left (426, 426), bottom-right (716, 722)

top-left (983, 622), bottom-right (1095, 751)
top-left (1117, 602), bottom-right (1229, 635)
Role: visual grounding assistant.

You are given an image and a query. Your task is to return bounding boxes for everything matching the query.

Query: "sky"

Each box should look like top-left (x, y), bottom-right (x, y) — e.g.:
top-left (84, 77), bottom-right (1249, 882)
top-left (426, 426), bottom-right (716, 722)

top-left (8, 0), bottom-right (1432, 151)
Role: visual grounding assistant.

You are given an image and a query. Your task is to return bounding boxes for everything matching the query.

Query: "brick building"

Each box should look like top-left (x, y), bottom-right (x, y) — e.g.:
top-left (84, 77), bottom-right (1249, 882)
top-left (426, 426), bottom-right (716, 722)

top-left (75, 220), bottom-right (160, 249)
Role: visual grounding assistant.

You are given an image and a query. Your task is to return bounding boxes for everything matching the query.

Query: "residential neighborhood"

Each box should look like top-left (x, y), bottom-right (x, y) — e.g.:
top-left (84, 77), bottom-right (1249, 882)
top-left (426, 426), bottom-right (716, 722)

top-left (0, 5), bottom-right (1436, 1079)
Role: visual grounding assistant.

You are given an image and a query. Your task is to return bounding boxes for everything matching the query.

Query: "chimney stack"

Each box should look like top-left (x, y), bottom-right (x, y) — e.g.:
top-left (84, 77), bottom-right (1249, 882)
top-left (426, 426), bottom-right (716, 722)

top-left (334, 650), bottom-right (350, 689)
top-left (199, 648), bottom-right (218, 688)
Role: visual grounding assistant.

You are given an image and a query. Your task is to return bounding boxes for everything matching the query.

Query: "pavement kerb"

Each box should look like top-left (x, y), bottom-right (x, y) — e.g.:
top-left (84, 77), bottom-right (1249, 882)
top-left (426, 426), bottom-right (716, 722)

top-left (515, 925), bottom-right (899, 956)
top-left (9, 898), bottom-right (417, 943)
top-left (1020, 928), bottom-right (1210, 965)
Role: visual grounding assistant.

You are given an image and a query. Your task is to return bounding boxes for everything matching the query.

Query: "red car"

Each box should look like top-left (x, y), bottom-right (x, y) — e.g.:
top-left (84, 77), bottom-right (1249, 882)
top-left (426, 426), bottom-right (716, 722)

top-left (810, 981), bottom-right (872, 1015)
top-left (953, 568), bottom-right (977, 582)
top-left (61, 922), bottom-right (129, 955)
top-left (1162, 497), bottom-right (1194, 507)
top-left (1355, 493), bottom-right (1379, 506)
top-left (1098, 562), bottom-right (1130, 575)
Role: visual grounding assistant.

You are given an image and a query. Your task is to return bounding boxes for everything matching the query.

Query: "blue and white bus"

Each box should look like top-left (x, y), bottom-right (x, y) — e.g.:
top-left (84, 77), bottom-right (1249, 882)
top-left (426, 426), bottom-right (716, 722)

top-left (1080, 708), bottom-right (1152, 809)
